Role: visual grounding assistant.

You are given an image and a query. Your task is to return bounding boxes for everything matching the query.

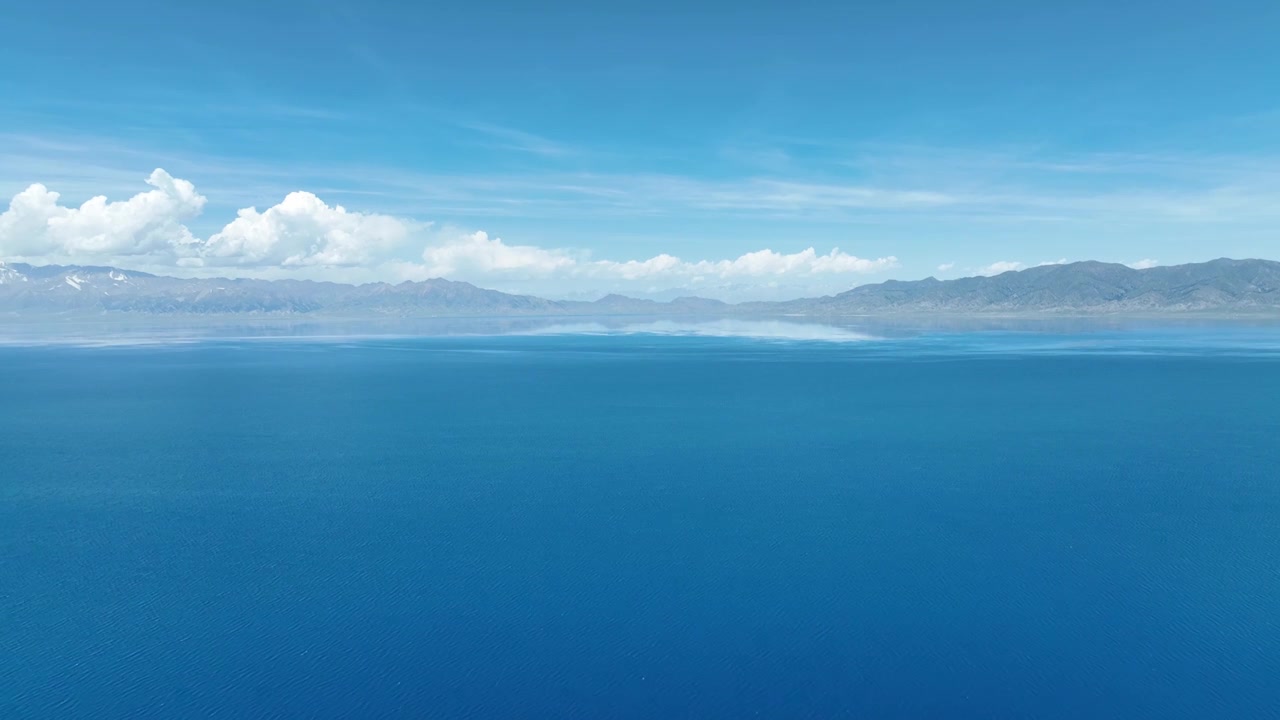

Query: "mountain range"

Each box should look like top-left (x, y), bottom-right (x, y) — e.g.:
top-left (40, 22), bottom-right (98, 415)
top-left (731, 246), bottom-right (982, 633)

top-left (1, 258), bottom-right (1278, 317)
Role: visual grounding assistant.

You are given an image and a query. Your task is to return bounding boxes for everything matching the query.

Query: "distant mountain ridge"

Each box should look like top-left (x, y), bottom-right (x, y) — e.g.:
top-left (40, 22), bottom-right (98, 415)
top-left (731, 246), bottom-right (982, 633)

top-left (1, 258), bottom-right (1278, 316)
top-left (757, 258), bottom-right (1280, 314)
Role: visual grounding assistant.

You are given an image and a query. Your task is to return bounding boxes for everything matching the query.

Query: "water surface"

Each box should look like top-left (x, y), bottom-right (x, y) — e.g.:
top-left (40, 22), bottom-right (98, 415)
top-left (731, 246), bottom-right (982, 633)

top-left (2, 327), bottom-right (1278, 718)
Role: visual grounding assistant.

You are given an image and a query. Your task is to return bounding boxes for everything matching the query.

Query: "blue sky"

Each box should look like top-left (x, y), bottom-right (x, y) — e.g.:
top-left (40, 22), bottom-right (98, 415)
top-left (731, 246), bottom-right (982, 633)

top-left (1, 0), bottom-right (1278, 299)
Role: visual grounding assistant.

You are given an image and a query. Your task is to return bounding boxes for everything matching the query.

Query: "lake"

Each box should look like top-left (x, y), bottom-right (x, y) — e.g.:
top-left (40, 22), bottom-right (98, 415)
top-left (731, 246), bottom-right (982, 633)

top-left (3, 321), bottom-right (1278, 718)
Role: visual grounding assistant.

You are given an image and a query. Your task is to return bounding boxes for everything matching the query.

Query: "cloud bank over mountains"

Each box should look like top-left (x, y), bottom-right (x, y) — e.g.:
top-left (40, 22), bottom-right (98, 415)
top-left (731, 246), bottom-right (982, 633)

top-left (0, 169), bottom-right (207, 259)
top-left (0, 169), bottom-right (898, 299)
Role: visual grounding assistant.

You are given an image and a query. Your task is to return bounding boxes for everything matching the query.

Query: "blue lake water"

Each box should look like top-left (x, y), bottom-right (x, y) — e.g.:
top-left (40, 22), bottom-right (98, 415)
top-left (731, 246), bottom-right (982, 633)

top-left (2, 322), bottom-right (1279, 718)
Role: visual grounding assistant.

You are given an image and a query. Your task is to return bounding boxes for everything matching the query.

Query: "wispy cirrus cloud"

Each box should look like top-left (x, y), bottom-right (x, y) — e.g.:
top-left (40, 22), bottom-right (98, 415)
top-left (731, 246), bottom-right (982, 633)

top-left (456, 122), bottom-right (580, 158)
top-left (0, 137), bottom-right (952, 222)
top-left (7, 132), bottom-right (1280, 227)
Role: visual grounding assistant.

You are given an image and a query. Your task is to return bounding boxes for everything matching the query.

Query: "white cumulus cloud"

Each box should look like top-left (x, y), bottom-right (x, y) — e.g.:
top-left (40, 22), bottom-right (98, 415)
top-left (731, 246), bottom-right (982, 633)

top-left (410, 231), bottom-right (896, 284)
top-left (0, 170), bottom-right (901, 298)
top-left (201, 191), bottom-right (413, 267)
top-left (1127, 258), bottom-right (1159, 269)
top-left (591, 253), bottom-right (684, 280)
top-left (0, 169), bottom-right (205, 259)
top-left (420, 230), bottom-right (576, 276)
top-left (590, 247), bottom-right (897, 280)
top-left (976, 260), bottom-right (1024, 276)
